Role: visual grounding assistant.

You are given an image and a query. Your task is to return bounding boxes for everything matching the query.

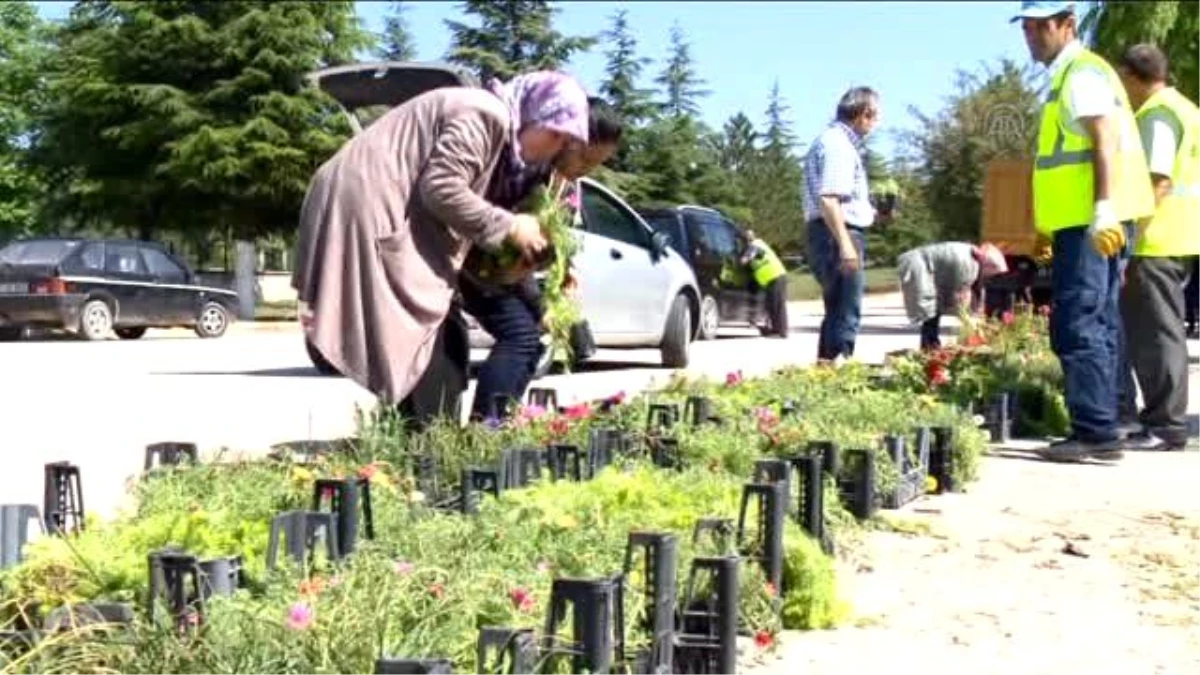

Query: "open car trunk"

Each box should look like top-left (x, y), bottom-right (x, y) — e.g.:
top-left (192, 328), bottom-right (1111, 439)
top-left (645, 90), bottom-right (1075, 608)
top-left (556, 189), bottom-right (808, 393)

top-left (307, 61), bottom-right (479, 133)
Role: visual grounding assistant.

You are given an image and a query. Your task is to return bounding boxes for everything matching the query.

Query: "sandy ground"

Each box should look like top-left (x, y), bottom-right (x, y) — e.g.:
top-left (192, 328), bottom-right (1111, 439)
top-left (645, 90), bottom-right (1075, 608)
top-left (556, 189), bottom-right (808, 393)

top-left (744, 440), bottom-right (1200, 675)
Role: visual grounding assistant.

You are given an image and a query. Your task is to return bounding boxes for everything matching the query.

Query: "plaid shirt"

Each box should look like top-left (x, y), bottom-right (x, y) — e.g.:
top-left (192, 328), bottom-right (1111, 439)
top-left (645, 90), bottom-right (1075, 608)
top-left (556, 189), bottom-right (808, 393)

top-left (802, 122), bottom-right (876, 227)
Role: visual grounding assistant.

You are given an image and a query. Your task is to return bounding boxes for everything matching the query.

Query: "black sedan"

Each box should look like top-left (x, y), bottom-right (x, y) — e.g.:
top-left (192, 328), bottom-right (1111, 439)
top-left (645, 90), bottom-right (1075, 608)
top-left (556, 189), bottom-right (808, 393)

top-left (0, 237), bottom-right (238, 341)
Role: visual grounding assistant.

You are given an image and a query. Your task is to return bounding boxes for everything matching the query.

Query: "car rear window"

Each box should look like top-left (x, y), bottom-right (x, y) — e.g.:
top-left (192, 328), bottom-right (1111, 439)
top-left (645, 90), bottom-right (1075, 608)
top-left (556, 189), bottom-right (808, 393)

top-left (0, 240), bottom-right (80, 266)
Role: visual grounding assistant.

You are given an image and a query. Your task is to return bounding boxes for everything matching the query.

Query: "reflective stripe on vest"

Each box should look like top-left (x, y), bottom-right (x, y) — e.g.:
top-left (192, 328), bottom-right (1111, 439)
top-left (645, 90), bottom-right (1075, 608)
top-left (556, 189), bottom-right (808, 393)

top-left (1134, 87), bottom-right (1200, 257)
top-left (1032, 49), bottom-right (1157, 234)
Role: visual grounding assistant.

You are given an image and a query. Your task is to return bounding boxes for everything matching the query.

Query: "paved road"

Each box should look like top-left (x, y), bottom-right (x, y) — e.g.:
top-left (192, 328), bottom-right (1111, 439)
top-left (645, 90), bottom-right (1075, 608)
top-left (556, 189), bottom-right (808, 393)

top-left (2, 292), bottom-right (1195, 519)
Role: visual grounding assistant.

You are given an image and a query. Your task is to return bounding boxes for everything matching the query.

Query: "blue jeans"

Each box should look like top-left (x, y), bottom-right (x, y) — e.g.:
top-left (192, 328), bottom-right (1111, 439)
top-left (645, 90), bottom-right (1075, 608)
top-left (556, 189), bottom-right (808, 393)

top-left (1050, 224), bottom-right (1127, 442)
top-left (460, 279), bottom-right (544, 420)
top-left (806, 219), bottom-right (866, 360)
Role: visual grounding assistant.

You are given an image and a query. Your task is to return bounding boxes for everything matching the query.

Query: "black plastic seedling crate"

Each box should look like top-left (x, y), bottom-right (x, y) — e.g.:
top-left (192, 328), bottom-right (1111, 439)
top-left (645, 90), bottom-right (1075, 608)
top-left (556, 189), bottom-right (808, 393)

top-left (928, 426), bottom-right (958, 493)
top-left (674, 556), bottom-right (739, 674)
top-left (374, 658), bottom-right (453, 674)
top-left (144, 442), bottom-right (199, 472)
top-left (836, 448), bottom-right (877, 521)
top-left (878, 430), bottom-right (930, 510)
top-left (477, 627), bottom-right (538, 674)
top-left (42, 462), bottom-right (84, 536)
top-left (312, 477), bottom-right (375, 556)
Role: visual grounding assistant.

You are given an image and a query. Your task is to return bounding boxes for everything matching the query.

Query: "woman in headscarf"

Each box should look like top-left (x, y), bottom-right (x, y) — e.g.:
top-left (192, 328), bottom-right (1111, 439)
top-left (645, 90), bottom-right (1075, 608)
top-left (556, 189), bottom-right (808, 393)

top-left (460, 95), bottom-right (625, 420)
top-left (291, 70), bottom-right (591, 412)
top-left (896, 241), bottom-right (1009, 350)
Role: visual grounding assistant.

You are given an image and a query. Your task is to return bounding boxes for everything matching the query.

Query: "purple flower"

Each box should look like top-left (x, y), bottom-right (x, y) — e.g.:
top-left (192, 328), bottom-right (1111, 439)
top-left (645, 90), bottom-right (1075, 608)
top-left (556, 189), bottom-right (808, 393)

top-left (285, 602), bottom-right (314, 631)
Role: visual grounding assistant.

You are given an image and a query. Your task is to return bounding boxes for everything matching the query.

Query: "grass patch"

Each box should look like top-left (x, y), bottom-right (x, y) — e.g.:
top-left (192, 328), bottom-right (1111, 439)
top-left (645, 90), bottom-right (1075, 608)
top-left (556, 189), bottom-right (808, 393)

top-left (254, 299), bottom-right (297, 322)
top-left (787, 267), bottom-right (899, 301)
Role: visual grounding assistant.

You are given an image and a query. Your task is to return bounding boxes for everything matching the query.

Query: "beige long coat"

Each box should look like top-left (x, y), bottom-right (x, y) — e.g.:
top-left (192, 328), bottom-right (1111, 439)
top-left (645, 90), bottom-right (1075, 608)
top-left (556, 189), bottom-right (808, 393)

top-left (292, 87), bottom-right (516, 403)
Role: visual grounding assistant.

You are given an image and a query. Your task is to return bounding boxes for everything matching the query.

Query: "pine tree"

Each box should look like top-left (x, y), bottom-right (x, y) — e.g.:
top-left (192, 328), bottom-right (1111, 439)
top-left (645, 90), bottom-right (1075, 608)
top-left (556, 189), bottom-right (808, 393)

top-left (654, 22), bottom-right (708, 119)
top-left (445, 0), bottom-right (596, 83)
top-left (599, 9), bottom-right (655, 124)
top-left (760, 79), bottom-right (798, 162)
top-left (715, 113), bottom-right (758, 173)
top-left (378, 1), bottom-right (417, 61)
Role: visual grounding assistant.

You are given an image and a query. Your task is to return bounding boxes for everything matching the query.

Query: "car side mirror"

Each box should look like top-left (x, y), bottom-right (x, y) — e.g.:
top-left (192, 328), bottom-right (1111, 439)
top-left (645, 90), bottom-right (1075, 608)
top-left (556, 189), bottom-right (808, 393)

top-left (651, 231), bottom-right (670, 257)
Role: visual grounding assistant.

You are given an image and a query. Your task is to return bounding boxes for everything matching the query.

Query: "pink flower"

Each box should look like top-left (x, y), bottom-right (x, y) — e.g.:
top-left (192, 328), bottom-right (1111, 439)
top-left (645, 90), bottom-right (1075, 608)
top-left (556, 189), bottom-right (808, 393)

top-left (1001, 311), bottom-right (1015, 325)
top-left (608, 391), bottom-right (626, 405)
top-left (518, 404), bottom-right (547, 420)
top-left (754, 630), bottom-right (775, 649)
top-left (358, 463), bottom-right (378, 480)
top-left (725, 370), bottom-right (744, 387)
top-left (393, 560), bottom-right (414, 576)
top-left (564, 190), bottom-right (581, 210)
top-left (285, 602), bottom-right (314, 631)
top-left (536, 561), bottom-right (551, 574)
top-left (564, 403), bottom-right (591, 420)
top-left (509, 587), bottom-right (535, 613)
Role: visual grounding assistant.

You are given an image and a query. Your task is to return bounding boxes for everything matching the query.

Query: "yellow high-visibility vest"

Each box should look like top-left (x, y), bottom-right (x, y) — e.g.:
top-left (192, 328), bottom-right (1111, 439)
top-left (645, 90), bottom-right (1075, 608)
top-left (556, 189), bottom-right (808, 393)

top-left (1134, 86), bottom-right (1200, 257)
top-left (746, 240), bottom-right (786, 287)
top-left (1032, 48), bottom-right (1155, 234)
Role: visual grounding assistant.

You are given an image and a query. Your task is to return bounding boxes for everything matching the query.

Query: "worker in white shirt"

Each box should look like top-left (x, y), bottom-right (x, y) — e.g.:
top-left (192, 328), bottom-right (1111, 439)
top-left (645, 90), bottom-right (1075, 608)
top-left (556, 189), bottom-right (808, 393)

top-left (1014, 0), bottom-right (1155, 462)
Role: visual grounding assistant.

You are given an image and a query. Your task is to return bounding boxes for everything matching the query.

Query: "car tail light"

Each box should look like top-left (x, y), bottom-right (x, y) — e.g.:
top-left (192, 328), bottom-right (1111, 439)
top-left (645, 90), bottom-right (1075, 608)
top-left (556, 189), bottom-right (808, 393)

top-left (30, 278), bottom-right (71, 295)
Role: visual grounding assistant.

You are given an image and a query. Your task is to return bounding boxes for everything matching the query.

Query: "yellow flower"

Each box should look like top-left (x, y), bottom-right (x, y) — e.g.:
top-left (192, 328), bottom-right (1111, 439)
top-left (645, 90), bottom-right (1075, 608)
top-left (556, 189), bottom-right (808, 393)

top-left (290, 467), bottom-right (315, 483)
top-left (925, 475), bottom-right (938, 493)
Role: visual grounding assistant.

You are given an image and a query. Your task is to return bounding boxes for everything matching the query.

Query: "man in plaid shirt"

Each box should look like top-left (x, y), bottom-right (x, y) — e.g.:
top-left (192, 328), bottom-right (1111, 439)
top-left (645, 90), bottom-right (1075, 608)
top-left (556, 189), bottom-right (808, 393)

top-left (802, 87), bottom-right (882, 363)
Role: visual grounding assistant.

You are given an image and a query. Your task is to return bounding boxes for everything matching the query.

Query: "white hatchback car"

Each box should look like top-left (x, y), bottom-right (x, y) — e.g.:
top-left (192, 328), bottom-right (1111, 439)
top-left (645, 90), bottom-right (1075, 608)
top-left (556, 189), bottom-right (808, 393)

top-left (303, 61), bottom-right (700, 373)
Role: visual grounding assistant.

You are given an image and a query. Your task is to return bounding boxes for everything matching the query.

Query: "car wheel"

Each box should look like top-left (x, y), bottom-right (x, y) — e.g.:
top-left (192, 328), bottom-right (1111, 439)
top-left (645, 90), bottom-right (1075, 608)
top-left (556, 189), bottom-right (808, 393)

top-left (195, 302), bottom-right (230, 339)
top-left (115, 327), bottom-right (147, 340)
top-left (0, 326), bottom-right (24, 342)
top-left (697, 295), bottom-right (720, 340)
top-left (306, 338), bottom-right (340, 376)
top-left (78, 299), bottom-right (113, 341)
top-left (660, 293), bottom-right (692, 369)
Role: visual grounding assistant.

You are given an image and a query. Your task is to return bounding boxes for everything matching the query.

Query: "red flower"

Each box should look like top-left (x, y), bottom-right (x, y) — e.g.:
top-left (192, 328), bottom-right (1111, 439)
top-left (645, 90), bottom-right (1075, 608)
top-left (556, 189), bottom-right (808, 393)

top-left (927, 364), bottom-right (950, 386)
top-left (1001, 310), bottom-right (1015, 325)
top-left (754, 630), bottom-right (775, 649)
top-left (965, 333), bottom-right (986, 348)
top-left (357, 463), bottom-right (378, 480)
top-left (429, 583), bottom-right (445, 599)
top-left (546, 417), bottom-right (570, 438)
top-left (509, 587), bottom-right (535, 613)
top-left (607, 391), bottom-right (626, 405)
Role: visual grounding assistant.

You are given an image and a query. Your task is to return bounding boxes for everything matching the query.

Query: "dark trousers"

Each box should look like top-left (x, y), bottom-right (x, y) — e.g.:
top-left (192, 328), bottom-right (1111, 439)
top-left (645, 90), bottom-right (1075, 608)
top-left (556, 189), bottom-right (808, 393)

top-left (396, 309), bottom-right (469, 433)
top-left (920, 315), bottom-right (942, 350)
top-left (460, 279), bottom-right (543, 420)
top-left (1185, 256), bottom-right (1199, 332)
top-left (1049, 225), bottom-right (1126, 443)
top-left (1120, 256), bottom-right (1190, 445)
top-left (806, 219), bottom-right (866, 360)
top-left (763, 275), bottom-right (789, 337)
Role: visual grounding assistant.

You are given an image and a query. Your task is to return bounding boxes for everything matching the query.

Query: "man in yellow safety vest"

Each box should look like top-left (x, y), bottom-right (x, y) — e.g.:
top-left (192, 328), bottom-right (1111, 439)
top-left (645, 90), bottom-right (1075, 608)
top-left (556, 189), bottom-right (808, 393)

top-left (1014, 1), bottom-right (1156, 462)
top-left (1115, 43), bottom-right (1199, 452)
top-left (740, 230), bottom-right (789, 338)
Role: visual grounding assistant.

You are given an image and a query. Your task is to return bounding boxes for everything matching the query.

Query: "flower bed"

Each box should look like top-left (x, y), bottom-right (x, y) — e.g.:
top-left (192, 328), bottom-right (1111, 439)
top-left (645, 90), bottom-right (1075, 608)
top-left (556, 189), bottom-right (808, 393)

top-left (879, 306), bottom-right (1069, 439)
top-left (0, 364), bottom-right (992, 674)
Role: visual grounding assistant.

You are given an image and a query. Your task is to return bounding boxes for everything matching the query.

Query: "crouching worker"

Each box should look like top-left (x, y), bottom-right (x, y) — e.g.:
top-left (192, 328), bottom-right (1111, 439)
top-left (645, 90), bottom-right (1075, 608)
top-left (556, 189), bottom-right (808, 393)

top-left (740, 230), bottom-right (789, 338)
top-left (897, 242), bottom-right (1008, 350)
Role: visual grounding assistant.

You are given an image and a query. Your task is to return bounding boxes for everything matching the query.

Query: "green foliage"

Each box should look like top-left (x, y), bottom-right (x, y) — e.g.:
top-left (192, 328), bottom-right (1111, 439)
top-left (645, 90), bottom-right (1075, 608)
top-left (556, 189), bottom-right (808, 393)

top-left (0, 1), bottom-right (51, 241)
top-left (444, 0), bottom-right (596, 83)
top-left (31, 1), bottom-right (370, 241)
top-left (901, 58), bottom-right (1043, 242)
top-left (1082, 0), bottom-right (1199, 103)
top-left (377, 1), bottom-right (417, 62)
top-left (654, 22), bottom-right (709, 120)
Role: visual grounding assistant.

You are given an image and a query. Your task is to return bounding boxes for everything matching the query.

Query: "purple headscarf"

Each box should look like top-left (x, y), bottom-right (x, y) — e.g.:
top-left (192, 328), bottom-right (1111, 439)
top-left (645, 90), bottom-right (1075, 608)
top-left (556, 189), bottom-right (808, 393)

top-left (487, 71), bottom-right (590, 209)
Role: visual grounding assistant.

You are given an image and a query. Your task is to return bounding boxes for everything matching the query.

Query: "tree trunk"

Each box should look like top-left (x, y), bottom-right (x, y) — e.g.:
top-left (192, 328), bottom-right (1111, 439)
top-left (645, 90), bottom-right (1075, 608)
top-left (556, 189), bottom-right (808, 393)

top-left (234, 240), bottom-right (257, 321)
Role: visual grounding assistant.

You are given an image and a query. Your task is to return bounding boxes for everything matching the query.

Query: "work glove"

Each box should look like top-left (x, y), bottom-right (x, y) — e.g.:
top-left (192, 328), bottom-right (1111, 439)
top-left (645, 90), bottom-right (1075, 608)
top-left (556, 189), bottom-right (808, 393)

top-left (1034, 236), bottom-right (1053, 265)
top-left (1088, 200), bottom-right (1125, 258)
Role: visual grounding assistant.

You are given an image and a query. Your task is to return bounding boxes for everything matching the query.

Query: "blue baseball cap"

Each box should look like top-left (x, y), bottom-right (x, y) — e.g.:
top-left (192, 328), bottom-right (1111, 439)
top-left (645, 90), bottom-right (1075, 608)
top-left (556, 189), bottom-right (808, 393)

top-left (1010, 1), bottom-right (1076, 23)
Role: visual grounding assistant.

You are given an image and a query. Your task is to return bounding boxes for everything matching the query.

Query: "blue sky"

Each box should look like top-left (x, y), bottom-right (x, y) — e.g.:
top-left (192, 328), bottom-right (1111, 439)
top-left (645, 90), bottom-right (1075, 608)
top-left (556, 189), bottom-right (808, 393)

top-left (34, 1), bottom-right (1037, 158)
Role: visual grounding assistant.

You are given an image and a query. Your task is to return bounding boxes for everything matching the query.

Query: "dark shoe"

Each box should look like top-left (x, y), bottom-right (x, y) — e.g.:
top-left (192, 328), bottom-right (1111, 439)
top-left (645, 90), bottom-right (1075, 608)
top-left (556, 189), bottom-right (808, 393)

top-left (1124, 429), bottom-right (1187, 451)
top-left (1036, 437), bottom-right (1124, 463)
top-left (1116, 420), bottom-right (1142, 438)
